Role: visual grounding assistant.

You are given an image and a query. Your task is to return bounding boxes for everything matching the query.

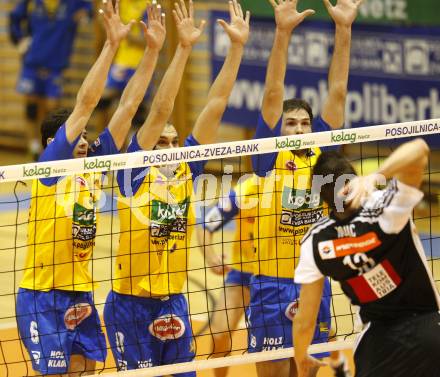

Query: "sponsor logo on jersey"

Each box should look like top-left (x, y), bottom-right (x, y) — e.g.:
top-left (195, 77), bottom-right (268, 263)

top-left (318, 232), bottom-right (381, 260)
top-left (76, 176), bottom-right (87, 187)
top-left (150, 198), bottom-right (189, 237)
top-left (347, 259), bottom-right (402, 303)
top-left (148, 314), bottom-right (185, 341)
top-left (282, 188), bottom-right (322, 211)
top-left (280, 208), bottom-right (323, 228)
top-left (30, 321), bottom-right (39, 344)
top-left (64, 303), bottom-right (92, 330)
top-left (72, 203), bottom-right (97, 242)
top-left (0, 171), bottom-right (5, 180)
top-left (285, 300), bottom-right (299, 321)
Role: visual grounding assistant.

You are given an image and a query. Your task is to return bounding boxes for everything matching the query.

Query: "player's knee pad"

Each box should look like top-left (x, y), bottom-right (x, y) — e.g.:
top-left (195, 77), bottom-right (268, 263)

top-left (96, 97), bottom-right (113, 111)
top-left (26, 102), bottom-right (38, 122)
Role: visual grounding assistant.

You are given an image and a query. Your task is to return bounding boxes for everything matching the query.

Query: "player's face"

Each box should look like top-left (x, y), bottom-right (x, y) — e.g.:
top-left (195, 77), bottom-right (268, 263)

top-left (73, 130), bottom-right (89, 158)
top-left (281, 108), bottom-right (312, 136)
top-left (155, 127), bottom-right (180, 150)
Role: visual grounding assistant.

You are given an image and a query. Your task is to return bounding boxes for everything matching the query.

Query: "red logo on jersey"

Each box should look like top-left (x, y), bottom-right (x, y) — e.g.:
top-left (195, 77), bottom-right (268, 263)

top-left (64, 303), bottom-right (92, 330)
top-left (285, 161), bottom-right (297, 171)
top-left (285, 300), bottom-right (299, 321)
top-left (148, 314), bottom-right (185, 341)
top-left (76, 177), bottom-right (86, 187)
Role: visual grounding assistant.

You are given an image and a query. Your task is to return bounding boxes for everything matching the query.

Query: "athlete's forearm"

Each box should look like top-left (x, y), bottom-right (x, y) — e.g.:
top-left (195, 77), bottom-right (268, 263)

top-left (192, 43), bottom-right (244, 144)
top-left (137, 44), bottom-right (192, 150)
top-left (261, 29), bottom-right (291, 129)
top-left (321, 25), bottom-right (351, 129)
top-left (376, 138), bottom-right (429, 188)
top-left (107, 47), bottom-right (160, 149)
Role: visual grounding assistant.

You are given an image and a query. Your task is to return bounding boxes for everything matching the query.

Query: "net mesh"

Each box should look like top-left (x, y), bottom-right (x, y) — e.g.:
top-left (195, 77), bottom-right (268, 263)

top-left (0, 120), bottom-right (439, 376)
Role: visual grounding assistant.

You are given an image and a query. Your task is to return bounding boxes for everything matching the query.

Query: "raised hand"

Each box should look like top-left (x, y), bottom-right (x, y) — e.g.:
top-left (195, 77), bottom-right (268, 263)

top-left (323, 0), bottom-right (364, 27)
top-left (141, 0), bottom-right (166, 50)
top-left (173, 0), bottom-right (206, 47)
top-left (217, 0), bottom-right (250, 46)
top-left (268, 0), bottom-right (315, 33)
top-left (99, 0), bottom-right (135, 45)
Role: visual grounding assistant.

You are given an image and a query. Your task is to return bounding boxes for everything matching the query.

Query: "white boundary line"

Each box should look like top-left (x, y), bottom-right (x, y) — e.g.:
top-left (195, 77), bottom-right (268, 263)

top-left (0, 119), bottom-right (438, 182)
top-left (88, 340), bottom-right (355, 377)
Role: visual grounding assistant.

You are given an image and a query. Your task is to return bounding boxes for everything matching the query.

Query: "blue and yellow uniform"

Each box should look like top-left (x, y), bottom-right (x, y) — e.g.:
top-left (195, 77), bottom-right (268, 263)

top-left (247, 114), bottom-right (332, 356)
top-left (106, 0), bottom-right (149, 92)
top-left (204, 175), bottom-right (258, 287)
top-left (15, 124), bottom-right (118, 374)
top-left (9, 0), bottom-right (92, 97)
top-left (104, 134), bottom-right (205, 374)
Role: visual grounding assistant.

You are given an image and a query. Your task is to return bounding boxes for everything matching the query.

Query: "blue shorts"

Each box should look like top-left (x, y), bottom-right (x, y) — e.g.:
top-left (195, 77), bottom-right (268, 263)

top-left (247, 276), bottom-right (331, 358)
top-left (106, 65), bottom-right (136, 92)
top-left (17, 66), bottom-right (63, 98)
top-left (104, 291), bottom-right (195, 376)
top-left (225, 269), bottom-right (252, 287)
top-left (16, 288), bottom-right (107, 375)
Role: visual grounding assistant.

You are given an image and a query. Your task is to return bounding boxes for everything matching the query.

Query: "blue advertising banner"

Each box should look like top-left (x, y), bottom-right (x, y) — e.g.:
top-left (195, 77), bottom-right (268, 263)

top-left (211, 11), bottom-right (440, 145)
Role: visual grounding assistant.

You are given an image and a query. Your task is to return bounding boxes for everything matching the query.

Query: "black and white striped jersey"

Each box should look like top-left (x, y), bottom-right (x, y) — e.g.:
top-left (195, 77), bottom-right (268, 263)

top-left (295, 179), bottom-right (440, 323)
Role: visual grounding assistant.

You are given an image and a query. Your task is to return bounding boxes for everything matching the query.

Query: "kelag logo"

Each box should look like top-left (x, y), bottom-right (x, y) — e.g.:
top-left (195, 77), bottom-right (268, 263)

top-left (282, 187), bottom-right (322, 210)
top-left (23, 165), bottom-right (51, 178)
top-left (331, 131), bottom-right (357, 144)
top-left (151, 198), bottom-right (190, 224)
top-left (275, 137), bottom-right (302, 150)
top-left (84, 158), bottom-right (111, 171)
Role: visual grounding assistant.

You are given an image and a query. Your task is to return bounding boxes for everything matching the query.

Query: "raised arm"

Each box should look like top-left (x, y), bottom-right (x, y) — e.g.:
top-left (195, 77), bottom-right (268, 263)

top-left (293, 279), bottom-right (327, 377)
top-left (261, 0), bottom-right (314, 129)
top-left (136, 0), bottom-right (205, 150)
top-left (107, 2), bottom-right (166, 149)
top-left (191, 0), bottom-right (249, 144)
top-left (65, 0), bottom-right (134, 143)
top-left (320, 0), bottom-right (363, 129)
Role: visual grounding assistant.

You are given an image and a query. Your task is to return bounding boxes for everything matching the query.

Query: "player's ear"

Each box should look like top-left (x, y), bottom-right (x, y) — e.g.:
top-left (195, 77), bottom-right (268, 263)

top-left (47, 137), bottom-right (54, 145)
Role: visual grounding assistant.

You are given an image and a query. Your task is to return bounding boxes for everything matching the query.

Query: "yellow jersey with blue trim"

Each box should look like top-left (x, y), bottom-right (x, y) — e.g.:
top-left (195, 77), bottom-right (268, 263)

top-left (20, 174), bottom-right (102, 292)
top-left (114, 0), bottom-right (149, 68)
top-left (254, 149), bottom-right (325, 278)
top-left (115, 163), bottom-right (197, 297)
top-left (230, 176), bottom-right (258, 273)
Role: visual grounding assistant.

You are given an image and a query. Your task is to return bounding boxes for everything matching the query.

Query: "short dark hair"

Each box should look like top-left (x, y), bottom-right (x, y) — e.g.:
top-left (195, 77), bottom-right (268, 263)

top-left (283, 98), bottom-right (313, 123)
top-left (41, 108), bottom-right (71, 148)
top-left (313, 151), bottom-right (357, 210)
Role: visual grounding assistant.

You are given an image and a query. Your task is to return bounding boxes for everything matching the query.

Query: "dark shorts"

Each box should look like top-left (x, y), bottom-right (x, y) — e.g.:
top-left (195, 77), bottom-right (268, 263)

top-left (104, 291), bottom-right (195, 376)
top-left (16, 288), bottom-right (106, 375)
top-left (17, 66), bottom-right (63, 98)
top-left (355, 311), bottom-right (440, 377)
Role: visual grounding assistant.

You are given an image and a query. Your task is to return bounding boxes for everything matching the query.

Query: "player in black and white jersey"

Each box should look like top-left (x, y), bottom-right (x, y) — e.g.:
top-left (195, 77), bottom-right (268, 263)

top-left (292, 138), bottom-right (440, 377)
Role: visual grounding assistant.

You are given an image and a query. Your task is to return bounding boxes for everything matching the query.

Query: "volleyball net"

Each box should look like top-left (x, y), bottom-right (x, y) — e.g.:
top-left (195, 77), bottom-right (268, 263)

top-left (0, 119), bottom-right (439, 376)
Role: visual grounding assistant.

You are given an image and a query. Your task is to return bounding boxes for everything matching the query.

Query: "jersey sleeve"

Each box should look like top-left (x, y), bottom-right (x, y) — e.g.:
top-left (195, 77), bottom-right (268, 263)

top-left (184, 134), bottom-right (206, 180)
top-left (38, 124), bottom-right (81, 186)
top-left (9, 0), bottom-right (28, 45)
top-left (294, 236), bottom-right (324, 284)
top-left (364, 179), bottom-right (424, 234)
top-left (88, 128), bottom-right (119, 157)
top-left (251, 113), bottom-right (282, 177)
top-left (117, 133), bottom-right (148, 197)
top-left (204, 189), bottom-right (239, 233)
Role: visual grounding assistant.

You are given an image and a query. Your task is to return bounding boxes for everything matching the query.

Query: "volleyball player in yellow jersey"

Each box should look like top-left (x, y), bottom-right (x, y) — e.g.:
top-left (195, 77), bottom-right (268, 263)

top-left (103, 1), bottom-right (250, 373)
top-left (249, 1), bottom-right (363, 377)
top-left (202, 175), bottom-right (258, 377)
top-left (15, 1), bottom-right (167, 375)
top-left (98, 0), bottom-right (151, 129)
